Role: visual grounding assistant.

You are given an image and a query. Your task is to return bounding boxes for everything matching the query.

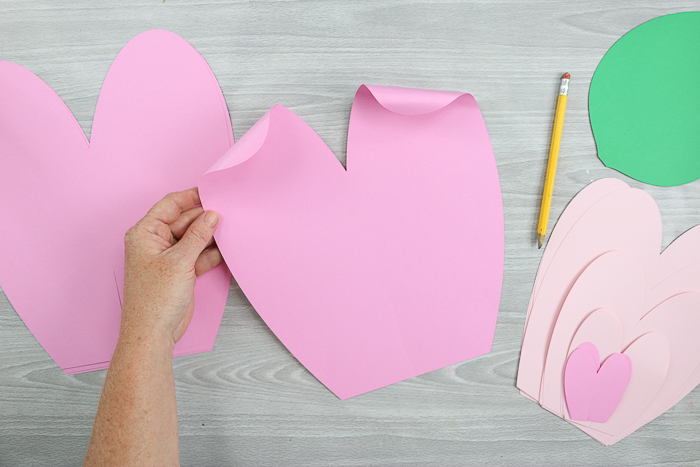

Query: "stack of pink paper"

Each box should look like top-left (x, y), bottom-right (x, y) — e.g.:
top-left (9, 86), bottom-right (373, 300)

top-left (517, 178), bottom-right (700, 445)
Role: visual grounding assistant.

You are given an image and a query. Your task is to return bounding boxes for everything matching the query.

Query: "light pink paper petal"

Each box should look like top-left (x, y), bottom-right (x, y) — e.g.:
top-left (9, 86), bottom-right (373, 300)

top-left (517, 187), bottom-right (661, 400)
top-left (521, 178), bottom-right (629, 401)
top-left (200, 85), bottom-right (504, 399)
top-left (0, 30), bottom-right (232, 373)
top-left (521, 179), bottom-right (628, 401)
top-left (610, 293), bottom-right (700, 441)
top-left (525, 178), bottom-right (629, 325)
top-left (648, 261), bottom-right (700, 309)
top-left (540, 251), bottom-right (644, 413)
top-left (653, 225), bottom-right (700, 287)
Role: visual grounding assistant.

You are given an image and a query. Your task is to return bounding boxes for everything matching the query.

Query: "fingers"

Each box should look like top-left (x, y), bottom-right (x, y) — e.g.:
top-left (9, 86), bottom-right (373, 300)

top-left (194, 246), bottom-right (224, 277)
top-left (144, 205), bottom-right (214, 248)
top-left (146, 188), bottom-right (201, 225)
top-left (139, 219), bottom-right (176, 245)
top-left (170, 206), bottom-right (204, 239)
top-left (174, 210), bottom-right (219, 265)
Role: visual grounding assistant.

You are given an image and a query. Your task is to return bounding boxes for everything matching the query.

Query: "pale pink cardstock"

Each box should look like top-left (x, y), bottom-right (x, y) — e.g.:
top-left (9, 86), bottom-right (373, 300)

top-left (524, 178), bottom-right (629, 326)
top-left (518, 179), bottom-right (700, 445)
top-left (539, 251), bottom-right (645, 415)
top-left (200, 85), bottom-right (504, 399)
top-left (518, 185), bottom-right (661, 400)
top-left (520, 178), bottom-right (628, 402)
top-left (0, 30), bottom-right (232, 373)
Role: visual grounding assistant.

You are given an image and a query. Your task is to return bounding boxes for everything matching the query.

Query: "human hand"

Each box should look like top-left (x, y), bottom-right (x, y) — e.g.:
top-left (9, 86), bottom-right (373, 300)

top-left (121, 188), bottom-right (223, 348)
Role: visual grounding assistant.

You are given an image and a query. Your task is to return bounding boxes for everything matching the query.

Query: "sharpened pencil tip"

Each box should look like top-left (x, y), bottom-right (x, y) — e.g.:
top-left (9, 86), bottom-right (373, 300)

top-left (538, 234), bottom-right (545, 249)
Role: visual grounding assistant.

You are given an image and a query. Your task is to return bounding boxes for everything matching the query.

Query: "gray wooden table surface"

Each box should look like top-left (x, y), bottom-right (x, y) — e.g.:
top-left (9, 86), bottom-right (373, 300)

top-left (2, 1), bottom-right (700, 465)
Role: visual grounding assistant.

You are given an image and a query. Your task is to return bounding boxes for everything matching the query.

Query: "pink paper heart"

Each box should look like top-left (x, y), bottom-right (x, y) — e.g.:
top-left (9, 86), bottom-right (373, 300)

top-left (200, 85), bottom-right (504, 399)
top-left (565, 307), bottom-right (671, 444)
top-left (564, 342), bottom-right (632, 423)
top-left (518, 179), bottom-right (700, 445)
top-left (0, 30), bottom-right (232, 373)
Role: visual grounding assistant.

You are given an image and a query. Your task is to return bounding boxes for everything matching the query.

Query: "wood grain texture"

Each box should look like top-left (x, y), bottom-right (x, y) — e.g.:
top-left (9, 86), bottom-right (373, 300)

top-left (2, 1), bottom-right (700, 465)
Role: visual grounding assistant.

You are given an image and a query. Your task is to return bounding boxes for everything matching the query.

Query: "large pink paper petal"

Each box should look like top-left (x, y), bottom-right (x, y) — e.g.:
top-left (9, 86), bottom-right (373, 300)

top-left (200, 85), bottom-right (504, 399)
top-left (0, 30), bottom-right (232, 373)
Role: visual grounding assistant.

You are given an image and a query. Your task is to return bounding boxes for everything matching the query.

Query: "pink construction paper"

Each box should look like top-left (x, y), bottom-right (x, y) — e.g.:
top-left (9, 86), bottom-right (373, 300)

top-left (517, 184), bottom-right (661, 400)
top-left (519, 179), bottom-right (700, 445)
top-left (0, 30), bottom-right (232, 373)
top-left (199, 85), bottom-right (504, 399)
top-left (564, 342), bottom-right (631, 423)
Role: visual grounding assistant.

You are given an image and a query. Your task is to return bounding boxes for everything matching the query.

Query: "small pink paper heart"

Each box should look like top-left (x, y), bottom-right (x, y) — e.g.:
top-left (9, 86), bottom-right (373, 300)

top-left (564, 342), bottom-right (632, 423)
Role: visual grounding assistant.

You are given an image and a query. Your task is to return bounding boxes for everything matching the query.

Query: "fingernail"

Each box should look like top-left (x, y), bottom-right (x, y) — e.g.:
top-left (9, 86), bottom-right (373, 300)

top-left (204, 211), bottom-right (219, 228)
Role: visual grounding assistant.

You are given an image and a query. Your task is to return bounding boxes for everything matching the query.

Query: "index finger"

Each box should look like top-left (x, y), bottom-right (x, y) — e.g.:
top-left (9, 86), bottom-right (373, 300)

top-left (146, 188), bottom-right (202, 224)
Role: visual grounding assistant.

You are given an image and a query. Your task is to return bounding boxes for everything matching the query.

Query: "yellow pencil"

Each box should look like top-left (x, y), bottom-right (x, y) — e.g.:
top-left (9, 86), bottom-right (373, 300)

top-left (537, 72), bottom-right (570, 249)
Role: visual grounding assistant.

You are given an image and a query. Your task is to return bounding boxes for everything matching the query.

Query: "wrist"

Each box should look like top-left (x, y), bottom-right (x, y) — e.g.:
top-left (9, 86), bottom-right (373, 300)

top-left (118, 307), bottom-right (176, 356)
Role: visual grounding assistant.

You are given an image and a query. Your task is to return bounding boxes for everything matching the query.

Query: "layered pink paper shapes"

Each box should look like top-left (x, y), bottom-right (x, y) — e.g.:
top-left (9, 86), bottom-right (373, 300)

top-left (200, 85), bottom-right (504, 399)
top-left (0, 30), bottom-right (232, 373)
top-left (518, 178), bottom-right (700, 445)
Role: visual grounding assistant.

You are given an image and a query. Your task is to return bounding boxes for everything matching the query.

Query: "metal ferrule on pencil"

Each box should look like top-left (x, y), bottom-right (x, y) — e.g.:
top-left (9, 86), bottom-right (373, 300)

top-left (559, 78), bottom-right (570, 96)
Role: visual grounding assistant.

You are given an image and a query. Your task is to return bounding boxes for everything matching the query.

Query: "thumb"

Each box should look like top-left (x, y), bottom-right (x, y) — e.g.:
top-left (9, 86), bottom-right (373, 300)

top-left (175, 210), bottom-right (219, 264)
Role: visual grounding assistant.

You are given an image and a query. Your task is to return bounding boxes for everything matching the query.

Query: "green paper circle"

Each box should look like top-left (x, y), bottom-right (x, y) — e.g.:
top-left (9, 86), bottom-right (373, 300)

top-left (589, 12), bottom-right (700, 186)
